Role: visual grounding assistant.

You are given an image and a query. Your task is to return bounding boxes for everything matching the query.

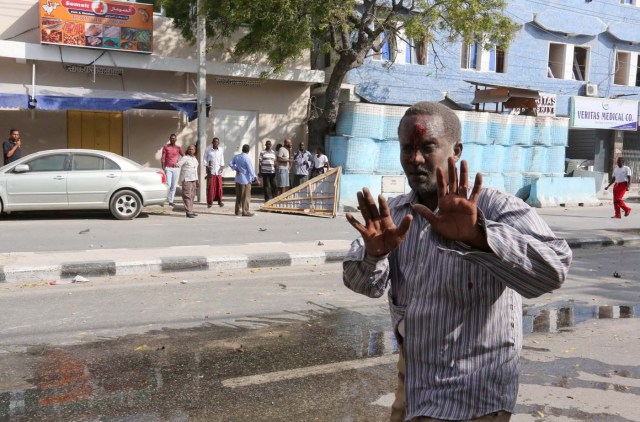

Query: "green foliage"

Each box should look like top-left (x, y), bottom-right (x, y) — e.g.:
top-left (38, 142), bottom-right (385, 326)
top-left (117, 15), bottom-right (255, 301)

top-left (161, 0), bottom-right (518, 137)
top-left (162, 0), bottom-right (516, 70)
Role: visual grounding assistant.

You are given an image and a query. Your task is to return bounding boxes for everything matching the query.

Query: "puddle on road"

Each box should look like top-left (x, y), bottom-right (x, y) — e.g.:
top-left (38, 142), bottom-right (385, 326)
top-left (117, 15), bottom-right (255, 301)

top-left (0, 303), bottom-right (637, 420)
top-left (0, 308), bottom-right (398, 421)
top-left (523, 302), bottom-right (639, 334)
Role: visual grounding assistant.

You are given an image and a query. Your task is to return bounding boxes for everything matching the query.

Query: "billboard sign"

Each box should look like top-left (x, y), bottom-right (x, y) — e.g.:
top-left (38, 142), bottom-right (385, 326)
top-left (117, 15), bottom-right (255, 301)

top-left (39, 0), bottom-right (153, 54)
top-left (571, 96), bottom-right (638, 131)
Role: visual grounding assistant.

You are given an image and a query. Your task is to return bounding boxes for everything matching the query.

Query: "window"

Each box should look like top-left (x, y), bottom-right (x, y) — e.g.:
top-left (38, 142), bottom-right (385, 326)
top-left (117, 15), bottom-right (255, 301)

top-left (621, 0), bottom-right (635, 5)
top-left (614, 51), bottom-right (640, 86)
top-left (72, 155), bottom-right (120, 170)
top-left (372, 30), bottom-right (426, 65)
top-left (547, 43), bottom-right (589, 80)
top-left (461, 41), bottom-right (506, 73)
top-left (73, 155), bottom-right (104, 171)
top-left (25, 154), bottom-right (68, 172)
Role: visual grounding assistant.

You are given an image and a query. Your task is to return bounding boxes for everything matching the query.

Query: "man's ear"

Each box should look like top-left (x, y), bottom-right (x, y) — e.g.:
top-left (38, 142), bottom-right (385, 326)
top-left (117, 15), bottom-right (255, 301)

top-left (453, 143), bottom-right (463, 160)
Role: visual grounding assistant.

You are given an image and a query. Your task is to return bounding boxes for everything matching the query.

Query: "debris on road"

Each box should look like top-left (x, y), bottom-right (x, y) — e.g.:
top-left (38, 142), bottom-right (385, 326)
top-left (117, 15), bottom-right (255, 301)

top-left (258, 227), bottom-right (267, 231)
top-left (180, 280), bottom-right (189, 284)
top-left (78, 228), bottom-right (90, 234)
top-left (48, 280), bottom-right (57, 286)
top-left (613, 271), bottom-right (621, 278)
top-left (134, 344), bottom-right (150, 351)
top-left (317, 241), bottom-right (325, 246)
top-left (235, 344), bottom-right (246, 353)
top-left (72, 275), bottom-right (89, 283)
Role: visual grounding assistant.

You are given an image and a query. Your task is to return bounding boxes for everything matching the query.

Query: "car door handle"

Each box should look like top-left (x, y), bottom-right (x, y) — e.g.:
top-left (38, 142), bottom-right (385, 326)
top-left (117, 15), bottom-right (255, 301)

top-left (106, 174), bottom-right (118, 178)
top-left (53, 176), bottom-right (65, 180)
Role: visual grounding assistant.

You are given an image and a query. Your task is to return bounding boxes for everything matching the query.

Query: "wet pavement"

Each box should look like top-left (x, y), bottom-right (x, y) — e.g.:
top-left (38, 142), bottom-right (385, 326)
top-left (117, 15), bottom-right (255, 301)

top-left (1, 303), bottom-right (639, 421)
top-left (0, 308), bottom-right (398, 421)
top-left (1, 245), bottom-right (640, 421)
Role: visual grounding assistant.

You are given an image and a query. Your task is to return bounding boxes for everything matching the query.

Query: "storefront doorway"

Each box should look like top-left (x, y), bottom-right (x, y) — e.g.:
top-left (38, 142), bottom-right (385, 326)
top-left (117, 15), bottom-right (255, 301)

top-left (67, 111), bottom-right (123, 155)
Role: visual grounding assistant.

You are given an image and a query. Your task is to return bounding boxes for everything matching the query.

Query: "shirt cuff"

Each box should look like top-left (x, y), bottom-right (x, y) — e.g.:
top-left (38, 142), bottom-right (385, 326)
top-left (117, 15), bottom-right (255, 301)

top-left (363, 252), bottom-right (389, 267)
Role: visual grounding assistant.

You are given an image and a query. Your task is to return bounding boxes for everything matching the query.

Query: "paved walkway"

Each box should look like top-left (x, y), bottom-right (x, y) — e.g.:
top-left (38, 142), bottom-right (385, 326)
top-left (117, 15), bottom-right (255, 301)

top-left (2, 199), bottom-right (640, 283)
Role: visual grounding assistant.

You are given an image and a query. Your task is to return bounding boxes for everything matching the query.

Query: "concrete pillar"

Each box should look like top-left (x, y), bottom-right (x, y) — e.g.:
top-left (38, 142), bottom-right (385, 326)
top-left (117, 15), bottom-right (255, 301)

top-left (610, 130), bottom-right (624, 174)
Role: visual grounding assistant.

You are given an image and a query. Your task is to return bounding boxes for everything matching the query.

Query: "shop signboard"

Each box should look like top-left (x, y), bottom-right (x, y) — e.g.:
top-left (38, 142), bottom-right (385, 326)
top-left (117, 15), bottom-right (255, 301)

top-left (39, 0), bottom-right (153, 54)
top-left (536, 93), bottom-right (556, 117)
top-left (571, 96), bottom-right (638, 131)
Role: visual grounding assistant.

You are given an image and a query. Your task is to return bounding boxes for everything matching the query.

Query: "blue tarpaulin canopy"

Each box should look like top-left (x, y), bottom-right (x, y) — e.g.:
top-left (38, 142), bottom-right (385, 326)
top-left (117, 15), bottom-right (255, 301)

top-left (0, 83), bottom-right (209, 121)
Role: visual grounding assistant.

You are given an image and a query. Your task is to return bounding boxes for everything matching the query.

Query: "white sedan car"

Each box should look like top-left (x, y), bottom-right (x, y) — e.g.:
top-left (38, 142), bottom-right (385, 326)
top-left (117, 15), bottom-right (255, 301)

top-left (0, 149), bottom-right (168, 220)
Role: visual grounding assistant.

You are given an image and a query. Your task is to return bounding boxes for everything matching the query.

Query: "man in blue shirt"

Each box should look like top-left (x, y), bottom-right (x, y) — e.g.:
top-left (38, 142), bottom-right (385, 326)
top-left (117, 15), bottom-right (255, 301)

top-left (230, 144), bottom-right (258, 217)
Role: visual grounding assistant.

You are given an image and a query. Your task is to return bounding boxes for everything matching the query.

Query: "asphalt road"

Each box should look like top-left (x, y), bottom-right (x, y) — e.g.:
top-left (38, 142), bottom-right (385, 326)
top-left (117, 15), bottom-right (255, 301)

top-left (0, 206), bottom-right (354, 253)
top-left (0, 247), bottom-right (639, 421)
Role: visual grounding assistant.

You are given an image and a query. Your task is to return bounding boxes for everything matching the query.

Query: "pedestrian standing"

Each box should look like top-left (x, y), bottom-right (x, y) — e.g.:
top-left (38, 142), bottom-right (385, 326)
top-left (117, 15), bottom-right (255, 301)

top-left (292, 142), bottom-right (312, 187)
top-left (204, 137), bottom-right (225, 208)
top-left (177, 145), bottom-right (199, 218)
top-left (276, 138), bottom-right (293, 196)
top-left (605, 157), bottom-right (632, 218)
top-left (343, 102), bottom-right (571, 422)
top-left (311, 146), bottom-right (330, 178)
top-left (230, 144), bottom-right (257, 217)
top-left (3, 128), bottom-right (22, 165)
top-left (259, 140), bottom-right (277, 201)
top-left (160, 134), bottom-right (184, 207)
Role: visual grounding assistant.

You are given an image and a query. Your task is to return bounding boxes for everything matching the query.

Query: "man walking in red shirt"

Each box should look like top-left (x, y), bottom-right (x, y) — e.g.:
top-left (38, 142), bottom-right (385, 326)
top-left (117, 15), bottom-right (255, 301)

top-left (161, 134), bottom-right (184, 207)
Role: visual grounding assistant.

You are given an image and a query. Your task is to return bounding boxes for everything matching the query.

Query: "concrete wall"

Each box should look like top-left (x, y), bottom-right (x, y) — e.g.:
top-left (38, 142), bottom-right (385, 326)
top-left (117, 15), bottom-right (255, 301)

top-left (345, 0), bottom-right (640, 115)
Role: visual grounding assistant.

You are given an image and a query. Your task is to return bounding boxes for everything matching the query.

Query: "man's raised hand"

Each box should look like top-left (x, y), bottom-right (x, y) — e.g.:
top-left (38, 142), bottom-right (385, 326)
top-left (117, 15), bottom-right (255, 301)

top-left (412, 158), bottom-right (489, 251)
top-left (346, 188), bottom-right (412, 257)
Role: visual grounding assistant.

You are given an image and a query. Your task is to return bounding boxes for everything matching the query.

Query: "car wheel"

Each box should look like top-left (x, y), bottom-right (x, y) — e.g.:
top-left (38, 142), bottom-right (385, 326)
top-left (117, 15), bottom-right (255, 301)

top-left (110, 190), bottom-right (142, 220)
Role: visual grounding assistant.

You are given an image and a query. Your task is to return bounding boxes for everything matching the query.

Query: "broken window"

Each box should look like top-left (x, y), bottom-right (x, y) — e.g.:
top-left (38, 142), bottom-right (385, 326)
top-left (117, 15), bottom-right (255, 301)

top-left (547, 43), bottom-right (589, 80)
top-left (614, 51), bottom-right (640, 86)
top-left (572, 46), bottom-right (588, 81)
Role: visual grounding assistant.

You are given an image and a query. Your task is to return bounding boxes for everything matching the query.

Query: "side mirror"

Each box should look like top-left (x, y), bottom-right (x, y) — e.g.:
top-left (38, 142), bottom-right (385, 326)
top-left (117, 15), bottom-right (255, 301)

top-left (14, 164), bottom-right (30, 173)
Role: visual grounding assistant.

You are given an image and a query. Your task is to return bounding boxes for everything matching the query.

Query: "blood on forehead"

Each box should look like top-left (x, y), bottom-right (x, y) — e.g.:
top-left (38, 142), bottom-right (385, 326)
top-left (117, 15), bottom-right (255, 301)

top-left (409, 123), bottom-right (427, 153)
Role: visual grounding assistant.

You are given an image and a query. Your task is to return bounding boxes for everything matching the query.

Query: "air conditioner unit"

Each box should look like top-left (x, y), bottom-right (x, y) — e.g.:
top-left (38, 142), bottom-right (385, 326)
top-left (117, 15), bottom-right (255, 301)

top-left (585, 83), bottom-right (598, 97)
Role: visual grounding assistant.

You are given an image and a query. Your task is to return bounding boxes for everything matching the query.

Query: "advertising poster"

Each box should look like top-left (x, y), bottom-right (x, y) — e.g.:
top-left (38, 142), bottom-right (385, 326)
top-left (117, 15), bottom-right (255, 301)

top-left (39, 0), bottom-right (153, 54)
top-left (571, 96), bottom-right (638, 131)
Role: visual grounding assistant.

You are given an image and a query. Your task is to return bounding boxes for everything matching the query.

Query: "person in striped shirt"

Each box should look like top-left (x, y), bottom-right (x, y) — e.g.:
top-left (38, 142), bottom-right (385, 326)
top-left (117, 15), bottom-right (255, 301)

top-left (343, 102), bottom-right (572, 422)
top-left (259, 140), bottom-right (277, 201)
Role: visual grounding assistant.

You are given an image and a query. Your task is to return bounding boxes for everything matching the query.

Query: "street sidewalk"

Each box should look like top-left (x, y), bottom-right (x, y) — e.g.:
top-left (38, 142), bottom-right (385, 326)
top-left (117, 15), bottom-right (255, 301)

top-left (2, 200), bottom-right (640, 283)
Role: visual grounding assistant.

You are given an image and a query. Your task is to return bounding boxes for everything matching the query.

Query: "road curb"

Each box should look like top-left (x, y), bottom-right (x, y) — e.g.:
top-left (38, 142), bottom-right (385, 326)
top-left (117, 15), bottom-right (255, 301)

top-left (2, 234), bottom-right (640, 283)
top-left (0, 250), bottom-right (350, 283)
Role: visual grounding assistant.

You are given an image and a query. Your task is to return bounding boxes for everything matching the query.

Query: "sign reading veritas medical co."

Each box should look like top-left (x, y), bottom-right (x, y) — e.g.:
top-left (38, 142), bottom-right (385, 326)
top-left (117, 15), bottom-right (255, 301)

top-left (39, 0), bottom-right (153, 54)
top-left (571, 96), bottom-right (638, 131)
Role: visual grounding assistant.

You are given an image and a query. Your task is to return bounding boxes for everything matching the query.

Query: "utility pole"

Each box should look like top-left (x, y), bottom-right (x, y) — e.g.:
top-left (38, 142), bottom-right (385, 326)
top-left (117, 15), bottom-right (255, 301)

top-left (196, 0), bottom-right (207, 201)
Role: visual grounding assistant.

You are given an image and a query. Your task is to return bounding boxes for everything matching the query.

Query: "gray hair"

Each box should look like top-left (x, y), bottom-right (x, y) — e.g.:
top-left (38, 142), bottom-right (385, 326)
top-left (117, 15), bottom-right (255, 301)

top-left (400, 102), bottom-right (461, 144)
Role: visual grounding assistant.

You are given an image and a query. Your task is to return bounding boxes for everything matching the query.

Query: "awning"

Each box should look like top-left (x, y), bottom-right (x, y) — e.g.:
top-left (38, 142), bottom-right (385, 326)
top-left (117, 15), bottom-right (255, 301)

top-left (466, 81), bottom-right (539, 106)
top-left (0, 83), bottom-right (210, 121)
top-left (607, 23), bottom-right (640, 44)
top-left (533, 11), bottom-right (606, 37)
top-left (0, 92), bottom-right (28, 110)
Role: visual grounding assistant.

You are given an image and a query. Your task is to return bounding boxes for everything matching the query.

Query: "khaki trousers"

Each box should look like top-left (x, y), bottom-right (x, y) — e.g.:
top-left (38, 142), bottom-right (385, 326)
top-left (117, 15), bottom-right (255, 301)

top-left (235, 183), bottom-right (251, 215)
top-left (181, 180), bottom-right (197, 214)
top-left (391, 344), bottom-right (511, 422)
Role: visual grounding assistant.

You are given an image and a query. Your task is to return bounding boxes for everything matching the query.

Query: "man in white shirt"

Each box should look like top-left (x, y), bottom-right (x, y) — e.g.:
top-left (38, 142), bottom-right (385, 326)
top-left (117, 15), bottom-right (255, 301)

top-left (177, 145), bottom-right (199, 218)
top-left (204, 137), bottom-right (225, 208)
top-left (605, 157), bottom-right (632, 218)
top-left (311, 146), bottom-right (330, 178)
top-left (276, 138), bottom-right (293, 196)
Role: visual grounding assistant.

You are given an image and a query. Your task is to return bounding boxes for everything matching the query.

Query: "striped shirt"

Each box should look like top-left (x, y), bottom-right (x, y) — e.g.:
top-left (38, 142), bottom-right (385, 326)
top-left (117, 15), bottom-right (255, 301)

top-left (343, 188), bottom-right (571, 420)
top-left (259, 149), bottom-right (276, 174)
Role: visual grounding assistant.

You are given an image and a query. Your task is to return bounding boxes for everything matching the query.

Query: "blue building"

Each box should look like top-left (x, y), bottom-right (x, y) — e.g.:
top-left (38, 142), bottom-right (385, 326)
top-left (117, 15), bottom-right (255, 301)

top-left (320, 0), bottom-right (640, 207)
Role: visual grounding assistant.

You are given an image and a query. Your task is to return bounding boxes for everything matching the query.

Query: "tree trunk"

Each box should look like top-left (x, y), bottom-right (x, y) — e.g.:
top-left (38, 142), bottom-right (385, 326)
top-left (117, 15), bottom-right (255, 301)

top-left (307, 53), bottom-right (356, 149)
